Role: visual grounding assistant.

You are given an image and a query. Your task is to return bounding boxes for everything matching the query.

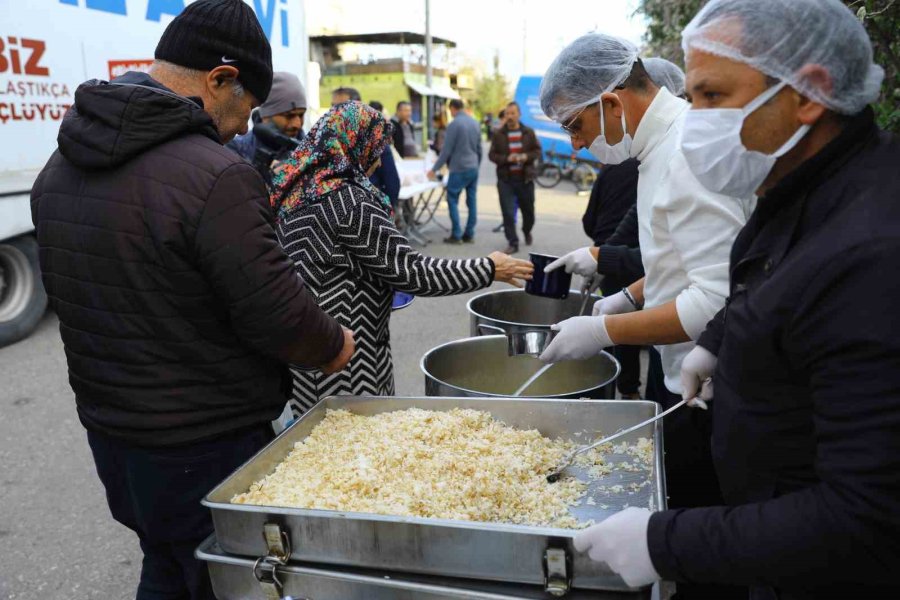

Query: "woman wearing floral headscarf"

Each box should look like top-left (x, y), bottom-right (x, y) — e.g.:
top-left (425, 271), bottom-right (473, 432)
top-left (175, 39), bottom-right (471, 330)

top-left (271, 102), bottom-right (533, 415)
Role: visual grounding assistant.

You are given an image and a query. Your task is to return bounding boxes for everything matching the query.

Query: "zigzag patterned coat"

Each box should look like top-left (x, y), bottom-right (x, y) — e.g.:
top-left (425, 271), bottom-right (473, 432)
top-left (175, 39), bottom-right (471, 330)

top-left (276, 184), bottom-right (494, 415)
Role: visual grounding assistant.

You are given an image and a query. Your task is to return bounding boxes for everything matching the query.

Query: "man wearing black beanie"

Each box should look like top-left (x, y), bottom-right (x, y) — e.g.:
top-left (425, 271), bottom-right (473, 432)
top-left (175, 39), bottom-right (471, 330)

top-left (30, 1), bottom-right (355, 598)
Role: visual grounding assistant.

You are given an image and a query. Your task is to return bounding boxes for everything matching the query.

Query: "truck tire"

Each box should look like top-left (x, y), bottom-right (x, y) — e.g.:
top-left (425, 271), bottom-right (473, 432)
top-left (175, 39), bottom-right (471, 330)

top-left (0, 235), bottom-right (48, 348)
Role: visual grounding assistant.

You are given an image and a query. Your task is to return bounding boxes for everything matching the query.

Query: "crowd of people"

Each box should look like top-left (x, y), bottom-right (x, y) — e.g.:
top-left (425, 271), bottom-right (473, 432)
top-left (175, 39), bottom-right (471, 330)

top-left (27, 0), bottom-right (900, 599)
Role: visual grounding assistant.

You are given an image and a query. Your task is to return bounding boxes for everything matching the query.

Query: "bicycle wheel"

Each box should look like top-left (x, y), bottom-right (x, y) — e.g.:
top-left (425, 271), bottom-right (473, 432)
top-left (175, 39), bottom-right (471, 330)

top-left (573, 163), bottom-right (597, 192)
top-left (536, 163), bottom-right (562, 188)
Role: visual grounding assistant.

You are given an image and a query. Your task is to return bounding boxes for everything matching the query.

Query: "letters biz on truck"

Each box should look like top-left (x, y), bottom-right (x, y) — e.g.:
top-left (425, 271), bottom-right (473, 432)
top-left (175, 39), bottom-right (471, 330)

top-left (0, 36), bottom-right (71, 125)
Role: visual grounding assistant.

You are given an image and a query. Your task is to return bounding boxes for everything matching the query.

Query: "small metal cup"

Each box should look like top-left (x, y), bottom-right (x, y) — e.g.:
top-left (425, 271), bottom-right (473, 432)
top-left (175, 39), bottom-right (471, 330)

top-left (477, 324), bottom-right (557, 357)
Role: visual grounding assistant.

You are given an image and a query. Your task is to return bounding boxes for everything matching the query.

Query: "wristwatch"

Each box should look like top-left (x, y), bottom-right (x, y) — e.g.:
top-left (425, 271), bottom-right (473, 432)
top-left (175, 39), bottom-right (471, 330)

top-left (622, 287), bottom-right (643, 310)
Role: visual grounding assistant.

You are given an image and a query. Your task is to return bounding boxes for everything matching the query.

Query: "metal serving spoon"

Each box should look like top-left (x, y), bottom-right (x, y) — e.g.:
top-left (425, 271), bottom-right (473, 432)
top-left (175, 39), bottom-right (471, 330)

top-left (511, 363), bottom-right (555, 396)
top-left (546, 399), bottom-right (687, 483)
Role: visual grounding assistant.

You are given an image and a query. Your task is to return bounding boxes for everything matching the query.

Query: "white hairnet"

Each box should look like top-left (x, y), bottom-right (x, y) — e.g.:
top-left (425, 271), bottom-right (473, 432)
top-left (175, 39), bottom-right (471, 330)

top-left (643, 57), bottom-right (685, 97)
top-left (682, 0), bottom-right (884, 115)
top-left (539, 33), bottom-right (640, 123)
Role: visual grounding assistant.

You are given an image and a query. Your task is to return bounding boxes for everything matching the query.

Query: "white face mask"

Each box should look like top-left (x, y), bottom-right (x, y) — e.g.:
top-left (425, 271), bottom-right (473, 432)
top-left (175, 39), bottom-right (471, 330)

top-left (588, 97), bottom-right (633, 165)
top-left (680, 81), bottom-right (811, 198)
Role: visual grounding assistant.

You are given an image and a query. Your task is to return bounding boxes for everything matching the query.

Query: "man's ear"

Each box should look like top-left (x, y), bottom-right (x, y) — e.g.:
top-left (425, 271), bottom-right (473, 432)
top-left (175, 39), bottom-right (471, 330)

top-left (600, 91), bottom-right (624, 119)
top-left (206, 65), bottom-right (240, 95)
top-left (795, 64), bottom-right (831, 126)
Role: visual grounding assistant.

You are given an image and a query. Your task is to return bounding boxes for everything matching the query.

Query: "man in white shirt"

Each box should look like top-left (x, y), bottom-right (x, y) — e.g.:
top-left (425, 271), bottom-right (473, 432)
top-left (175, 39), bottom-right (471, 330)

top-left (538, 34), bottom-right (752, 600)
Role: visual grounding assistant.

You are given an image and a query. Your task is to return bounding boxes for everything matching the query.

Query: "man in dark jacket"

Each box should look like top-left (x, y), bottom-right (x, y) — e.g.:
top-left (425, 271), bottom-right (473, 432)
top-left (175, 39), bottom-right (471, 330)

top-left (30, 2), bottom-right (353, 598)
top-left (227, 71), bottom-right (307, 183)
top-left (392, 100), bottom-right (420, 157)
top-left (582, 159), bottom-right (642, 398)
top-left (365, 100), bottom-right (401, 210)
top-left (572, 2), bottom-right (900, 599)
top-left (488, 102), bottom-right (542, 253)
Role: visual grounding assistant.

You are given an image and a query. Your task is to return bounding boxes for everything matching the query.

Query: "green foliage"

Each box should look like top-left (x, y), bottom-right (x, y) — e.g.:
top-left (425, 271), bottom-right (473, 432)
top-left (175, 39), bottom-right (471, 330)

top-left (470, 72), bottom-right (512, 121)
top-left (635, 0), bottom-right (900, 133)
top-left (854, 0), bottom-right (900, 133)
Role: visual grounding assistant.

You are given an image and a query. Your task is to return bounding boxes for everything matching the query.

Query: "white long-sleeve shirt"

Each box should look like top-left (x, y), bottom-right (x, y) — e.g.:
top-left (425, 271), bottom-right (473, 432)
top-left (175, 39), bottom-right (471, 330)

top-left (632, 88), bottom-right (755, 394)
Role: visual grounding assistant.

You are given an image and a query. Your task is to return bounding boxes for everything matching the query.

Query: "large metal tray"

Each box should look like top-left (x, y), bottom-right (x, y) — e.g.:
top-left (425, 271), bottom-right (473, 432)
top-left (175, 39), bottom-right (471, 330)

top-left (203, 396), bottom-right (666, 592)
top-left (197, 535), bottom-right (650, 600)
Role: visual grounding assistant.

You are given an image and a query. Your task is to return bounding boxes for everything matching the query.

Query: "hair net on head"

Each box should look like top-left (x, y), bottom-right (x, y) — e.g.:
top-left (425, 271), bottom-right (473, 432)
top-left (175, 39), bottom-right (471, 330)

top-left (539, 33), bottom-right (640, 123)
top-left (682, 0), bottom-right (884, 115)
top-left (643, 57), bottom-right (685, 97)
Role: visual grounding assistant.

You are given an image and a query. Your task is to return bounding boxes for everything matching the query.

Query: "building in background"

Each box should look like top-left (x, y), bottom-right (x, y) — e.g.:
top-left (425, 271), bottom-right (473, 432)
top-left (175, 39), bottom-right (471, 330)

top-left (310, 32), bottom-right (466, 148)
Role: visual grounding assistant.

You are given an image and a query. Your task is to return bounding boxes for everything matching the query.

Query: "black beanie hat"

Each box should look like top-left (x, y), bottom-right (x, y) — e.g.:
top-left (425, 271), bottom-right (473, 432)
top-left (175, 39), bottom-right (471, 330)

top-left (155, 0), bottom-right (273, 102)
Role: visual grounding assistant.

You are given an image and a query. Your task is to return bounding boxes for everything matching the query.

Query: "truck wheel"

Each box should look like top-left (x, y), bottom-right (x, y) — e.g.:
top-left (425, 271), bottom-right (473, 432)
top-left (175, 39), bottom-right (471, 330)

top-left (0, 235), bottom-right (48, 348)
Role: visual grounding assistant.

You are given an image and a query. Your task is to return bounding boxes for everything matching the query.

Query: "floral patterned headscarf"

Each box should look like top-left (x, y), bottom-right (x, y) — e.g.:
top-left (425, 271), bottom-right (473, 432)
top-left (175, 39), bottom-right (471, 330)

top-left (270, 101), bottom-right (394, 220)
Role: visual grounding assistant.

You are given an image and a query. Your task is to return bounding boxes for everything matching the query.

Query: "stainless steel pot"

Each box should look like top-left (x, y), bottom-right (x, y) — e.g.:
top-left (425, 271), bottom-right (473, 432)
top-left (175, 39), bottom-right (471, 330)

top-left (468, 289), bottom-right (595, 356)
top-left (421, 335), bottom-right (619, 399)
top-left (468, 289), bottom-right (591, 334)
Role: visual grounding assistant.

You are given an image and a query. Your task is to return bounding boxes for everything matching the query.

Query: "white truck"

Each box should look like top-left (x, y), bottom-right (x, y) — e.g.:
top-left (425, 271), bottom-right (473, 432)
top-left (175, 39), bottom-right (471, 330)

top-left (0, 0), bottom-right (309, 347)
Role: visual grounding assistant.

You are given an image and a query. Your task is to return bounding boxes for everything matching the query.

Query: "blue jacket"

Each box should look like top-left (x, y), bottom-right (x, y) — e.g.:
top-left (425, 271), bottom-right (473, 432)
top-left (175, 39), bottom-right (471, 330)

top-left (370, 147), bottom-right (400, 208)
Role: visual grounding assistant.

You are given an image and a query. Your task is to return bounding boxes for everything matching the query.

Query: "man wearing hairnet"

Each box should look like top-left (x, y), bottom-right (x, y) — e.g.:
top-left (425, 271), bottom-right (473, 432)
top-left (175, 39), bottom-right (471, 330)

top-left (538, 34), bottom-right (752, 600)
top-left (580, 57), bottom-right (686, 402)
top-left (571, 2), bottom-right (900, 599)
top-left (643, 57), bottom-right (686, 98)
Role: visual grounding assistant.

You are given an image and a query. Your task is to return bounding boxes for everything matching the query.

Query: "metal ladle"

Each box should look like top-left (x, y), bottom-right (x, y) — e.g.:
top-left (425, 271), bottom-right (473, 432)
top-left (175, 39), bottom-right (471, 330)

top-left (546, 399), bottom-right (687, 483)
top-left (511, 363), bottom-right (555, 396)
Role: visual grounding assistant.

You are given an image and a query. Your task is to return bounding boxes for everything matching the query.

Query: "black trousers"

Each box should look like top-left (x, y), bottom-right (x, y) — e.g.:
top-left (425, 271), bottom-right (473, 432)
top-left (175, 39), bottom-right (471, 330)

top-left (87, 425), bottom-right (273, 600)
top-left (646, 349), bottom-right (746, 600)
top-left (498, 177), bottom-right (535, 245)
top-left (612, 344), bottom-right (642, 395)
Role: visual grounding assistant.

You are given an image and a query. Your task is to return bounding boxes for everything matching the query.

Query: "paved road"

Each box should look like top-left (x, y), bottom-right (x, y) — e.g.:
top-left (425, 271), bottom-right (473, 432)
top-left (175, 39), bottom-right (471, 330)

top-left (0, 159), bottom-right (592, 599)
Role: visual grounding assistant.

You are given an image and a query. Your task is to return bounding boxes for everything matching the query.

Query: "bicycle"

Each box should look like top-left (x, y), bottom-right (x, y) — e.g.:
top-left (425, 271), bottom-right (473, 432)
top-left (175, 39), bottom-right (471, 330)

top-left (535, 149), bottom-right (600, 192)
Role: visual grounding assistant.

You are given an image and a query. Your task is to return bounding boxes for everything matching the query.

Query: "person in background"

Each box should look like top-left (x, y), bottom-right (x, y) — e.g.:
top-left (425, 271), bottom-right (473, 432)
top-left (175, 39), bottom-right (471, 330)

top-left (392, 100), bottom-right (420, 157)
top-left (29, 2), bottom-right (353, 598)
top-left (331, 86), bottom-right (361, 104)
top-left (642, 57), bottom-right (686, 98)
top-left (539, 33), bottom-right (752, 600)
top-left (227, 71), bottom-right (307, 183)
top-left (581, 58), bottom-right (686, 400)
top-left (574, 2), bottom-right (900, 600)
top-left (489, 101), bottom-right (542, 254)
top-left (431, 112), bottom-right (447, 154)
top-left (482, 113), bottom-right (493, 140)
top-left (367, 100), bottom-right (401, 210)
top-left (270, 102), bottom-right (533, 415)
top-left (427, 98), bottom-right (483, 244)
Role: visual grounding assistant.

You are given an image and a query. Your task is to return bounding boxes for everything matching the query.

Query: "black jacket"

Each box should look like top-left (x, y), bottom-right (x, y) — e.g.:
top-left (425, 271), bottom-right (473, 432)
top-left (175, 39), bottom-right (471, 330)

top-left (582, 159), bottom-right (644, 292)
top-left (31, 73), bottom-right (344, 447)
top-left (391, 117), bottom-right (418, 158)
top-left (647, 109), bottom-right (900, 600)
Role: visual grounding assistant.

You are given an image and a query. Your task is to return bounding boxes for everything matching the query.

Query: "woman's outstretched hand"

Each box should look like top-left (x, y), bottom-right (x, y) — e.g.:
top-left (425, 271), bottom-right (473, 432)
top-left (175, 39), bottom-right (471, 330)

top-left (489, 252), bottom-right (534, 288)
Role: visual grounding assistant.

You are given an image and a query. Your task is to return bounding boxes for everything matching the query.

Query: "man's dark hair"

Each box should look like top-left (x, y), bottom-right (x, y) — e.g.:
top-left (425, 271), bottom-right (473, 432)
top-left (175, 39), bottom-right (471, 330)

top-left (396, 100), bottom-right (411, 110)
top-left (448, 99), bottom-right (465, 111)
top-left (332, 86), bottom-right (361, 101)
top-left (369, 100), bottom-right (384, 111)
top-left (619, 59), bottom-right (653, 93)
top-left (506, 101), bottom-right (521, 111)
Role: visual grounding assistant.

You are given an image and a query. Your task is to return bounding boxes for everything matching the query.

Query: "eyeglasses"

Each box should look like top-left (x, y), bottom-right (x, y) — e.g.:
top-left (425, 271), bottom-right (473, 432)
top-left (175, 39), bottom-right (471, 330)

top-left (560, 102), bottom-right (595, 136)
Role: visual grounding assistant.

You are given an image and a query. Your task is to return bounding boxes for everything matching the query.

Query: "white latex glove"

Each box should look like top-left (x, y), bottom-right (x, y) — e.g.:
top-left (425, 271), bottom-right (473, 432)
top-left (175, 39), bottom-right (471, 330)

top-left (679, 345), bottom-right (717, 410)
top-left (544, 247), bottom-right (598, 278)
top-left (573, 507), bottom-right (660, 588)
top-left (539, 316), bottom-right (612, 363)
top-left (592, 291), bottom-right (636, 317)
top-left (580, 273), bottom-right (604, 297)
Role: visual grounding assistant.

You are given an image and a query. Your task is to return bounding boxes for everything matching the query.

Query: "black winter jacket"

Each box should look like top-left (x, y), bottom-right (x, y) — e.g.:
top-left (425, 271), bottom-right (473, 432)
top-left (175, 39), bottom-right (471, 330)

top-left (581, 159), bottom-right (644, 292)
top-left (31, 73), bottom-right (344, 447)
top-left (647, 109), bottom-right (900, 600)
